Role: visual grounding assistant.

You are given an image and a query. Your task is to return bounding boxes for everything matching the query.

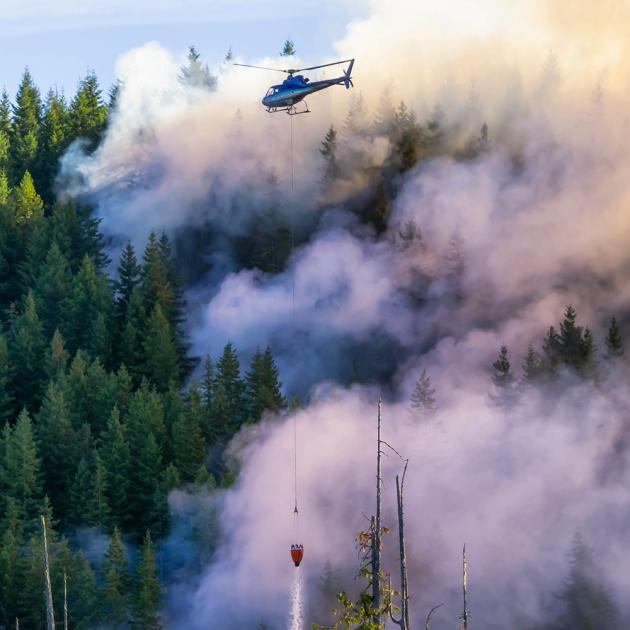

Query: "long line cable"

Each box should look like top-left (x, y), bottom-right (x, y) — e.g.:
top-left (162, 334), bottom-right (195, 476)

top-left (290, 111), bottom-right (298, 518)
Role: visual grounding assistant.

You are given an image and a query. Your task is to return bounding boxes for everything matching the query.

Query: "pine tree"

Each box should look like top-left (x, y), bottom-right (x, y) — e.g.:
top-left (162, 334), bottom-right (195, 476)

top-left (280, 39), bottom-right (296, 56)
top-left (102, 527), bottom-right (130, 627)
top-left (131, 530), bottom-right (162, 629)
top-left (605, 317), bottom-right (623, 359)
top-left (320, 126), bottom-right (339, 182)
top-left (69, 71), bottom-right (108, 152)
top-left (100, 406), bottom-right (131, 528)
top-left (2, 409), bottom-right (44, 530)
top-left (200, 355), bottom-right (215, 439)
top-left (0, 169), bottom-right (9, 206)
top-left (521, 343), bottom-right (544, 387)
top-left (490, 345), bottom-right (518, 412)
top-left (578, 328), bottom-right (599, 380)
top-left (35, 89), bottom-right (69, 202)
top-left (172, 383), bottom-right (206, 481)
top-left (10, 69), bottom-right (41, 181)
top-left (143, 303), bottom-right (180, 391)
top-left (210, 380), bottom-right (231, 443)
top-left (409, 369), bottom-right (437, 419)
top-left (542, 325), bottom-right (561, 377)
top-left (559, 305), bottom-right (583, 368)
top-left (178, 46), bottom-right (217, 91)
top-left (552, 533), bottom-right (618, 630)
top-left (115, 242), bottom-right (141, 322)
top-left (216, 342), bottom-right (245, 431)
top-left (36, 381), bottom-right (77, 520)
top-left (9, 291), bottom-right (46, 410)
top-left (44, 329), bottom-right (69, 382)
top-left (120, 287), bottom-right (146, 382)
top-left (259, 347), bottom-right (285, 414)
top-left (68, 550), bottom-right (100, 629)
top-left (0, 332), bottom-right (14, 421)
top-left (69, 451), bottom-right (110, 529)
top-left (11, 170), bottom-right (44, 224)
top-left (34, 241), bottom-right (72, 337)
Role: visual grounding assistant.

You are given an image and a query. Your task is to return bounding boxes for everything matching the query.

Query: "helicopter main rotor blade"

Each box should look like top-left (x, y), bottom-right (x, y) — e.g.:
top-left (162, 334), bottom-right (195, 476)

top-left (233, 63), bottom-right (290, 74)
top-left (290, 58), bottom-right (354, 73)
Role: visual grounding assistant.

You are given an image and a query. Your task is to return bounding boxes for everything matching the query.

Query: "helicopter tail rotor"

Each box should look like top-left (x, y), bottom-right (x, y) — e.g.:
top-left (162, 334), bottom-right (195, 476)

top-left (343, 59), bottom-right (355, 89)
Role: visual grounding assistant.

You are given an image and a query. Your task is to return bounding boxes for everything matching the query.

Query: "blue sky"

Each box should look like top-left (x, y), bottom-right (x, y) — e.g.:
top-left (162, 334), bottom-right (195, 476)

top-left (1, 0), bottom-right (365, 98)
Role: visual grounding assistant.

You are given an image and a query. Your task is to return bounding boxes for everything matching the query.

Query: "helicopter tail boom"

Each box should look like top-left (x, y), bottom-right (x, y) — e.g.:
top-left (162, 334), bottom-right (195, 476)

top-left (343, 59), bottom-right (355, 89)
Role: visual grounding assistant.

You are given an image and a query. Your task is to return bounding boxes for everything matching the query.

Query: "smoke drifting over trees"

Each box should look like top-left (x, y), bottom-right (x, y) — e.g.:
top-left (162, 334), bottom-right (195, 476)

top-left (2, 0), bottom-right (630, 627)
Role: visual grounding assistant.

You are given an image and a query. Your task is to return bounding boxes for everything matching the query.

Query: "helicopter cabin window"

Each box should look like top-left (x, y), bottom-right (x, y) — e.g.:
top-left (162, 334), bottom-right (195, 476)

top-left (266, 87), bottom-right (278, 96)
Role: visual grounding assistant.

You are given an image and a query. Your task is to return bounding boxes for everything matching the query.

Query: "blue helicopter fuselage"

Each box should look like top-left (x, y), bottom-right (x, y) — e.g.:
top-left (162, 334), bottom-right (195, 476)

top-left (262, 74), bottom-right (348, 109)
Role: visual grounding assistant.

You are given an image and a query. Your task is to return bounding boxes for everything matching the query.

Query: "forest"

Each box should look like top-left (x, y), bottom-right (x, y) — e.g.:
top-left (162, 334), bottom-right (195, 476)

top-left (0, 40), bottom-right (627, 630)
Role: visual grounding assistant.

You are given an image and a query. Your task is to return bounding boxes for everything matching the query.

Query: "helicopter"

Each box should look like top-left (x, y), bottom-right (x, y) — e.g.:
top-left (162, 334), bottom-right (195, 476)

top-left (234, 58), bottom-right (354, 115)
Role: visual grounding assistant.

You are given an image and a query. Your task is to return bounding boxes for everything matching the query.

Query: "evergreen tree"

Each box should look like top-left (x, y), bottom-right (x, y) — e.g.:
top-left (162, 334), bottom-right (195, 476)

top-left (44, 328), bottom-right (69, 381)
top-left (200, 355), bottom-right (215, 439)
top-left (604, 317), bottom-right (623, 359)
top-left (120, 287), bottom-right (147, 382)
top-left (409, 369), bottom-right (437, 419)
top-left (521, 343), bottom-right (544, 387)
top-left (558, 305), bottom-right (583, 368)
top-left (551, 533), bottom-right (618, 630)
top-left (320, 125), bottom-right (339, 182)
top-left (143, 303), bottom-right (180, 391)
top-left (490, 345), bottom-right (518, 412)
top-left (542, 325), bottom-right (561, 377)
top-left (11, 170), bottom-right (44, 224)
top-left (131, 530), bottom-right (162, 629)
top-left (115, 242), bottom-right (141, 322)
top-left (578, 328), bottom-right (599, 380)
top-left (9, 291), bottom-right (46, 410)
top-left (172, 384), bottom-right (206, 481)
top-left (102, 527), bottom-right (130, 627)
top-left (0, 169), bottom-right (9, 206)
top-left (210, 380), bottom-right (232, 443)
top-left (2, 409), bottom-right (44, 530)
top-left (36, 381), bottom-right (77, 520)
top-left (392, 101), bottom-right (424, 172)
top-left (69, 71), bottom-right (108, 152)
top-left (179, 46), bottom-right (217, 91)
top-left (34, 241), bottom-right (72, 337)
top-left (69, 450), bottom-right (110, 529)
top-left (100, 406), bottom-right (131, 528)
top-left (35, 89), bottom-right (69, 202)
top-left (216, 342), bottom-right (245, 431)
top-left (280, 39), bottom-right (296, 56)
top-left (67, 550), bottom-right (100, 629)
top-left (10, 69), bottom-right (41, 181)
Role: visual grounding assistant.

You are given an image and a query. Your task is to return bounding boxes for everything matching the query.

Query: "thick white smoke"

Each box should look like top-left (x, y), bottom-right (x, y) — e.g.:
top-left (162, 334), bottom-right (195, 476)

top-left (60, 0), bottom-right (630, 627)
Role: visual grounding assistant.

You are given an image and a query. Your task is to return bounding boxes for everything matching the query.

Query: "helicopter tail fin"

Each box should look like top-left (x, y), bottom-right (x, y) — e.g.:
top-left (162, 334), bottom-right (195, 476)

top-left (343, 59), bottom-right (354, 89)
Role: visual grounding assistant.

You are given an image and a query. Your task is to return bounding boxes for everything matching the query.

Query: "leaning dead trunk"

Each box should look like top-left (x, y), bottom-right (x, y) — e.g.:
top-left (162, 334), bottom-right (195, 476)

top-left (371, 397), bottom-right (383, 623)
top-left (395, 464), bottom-right (410, 630)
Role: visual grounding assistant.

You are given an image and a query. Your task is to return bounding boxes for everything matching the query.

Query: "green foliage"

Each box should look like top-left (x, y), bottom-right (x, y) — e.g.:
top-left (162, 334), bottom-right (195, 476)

top-left (11, 170), bottom-right (44, 224)
top-left (10, 69), bottom-right (41, 181)
top-left (280, 39), bottom-right (296, 56)
top-left (320, 125), bottom-right (339, 181)
top-left (131, 530), bottom-right (162, 629)
top-left (490, 345), bottom-right (518, 412)
top-left (216, 341), bottom-right (246, 434)
top-left (70, 71), bottom-right (108, 152)
top-left (172, 383), bottom-right (206, 481)
top-left (0, 332), bottom-right (14, 421)
top-left (605, 316), bottom-right (623, 358)
top-left (102, 527), bottom-right (131, 626)
top-left (143, 303), bottom-right (180, 392)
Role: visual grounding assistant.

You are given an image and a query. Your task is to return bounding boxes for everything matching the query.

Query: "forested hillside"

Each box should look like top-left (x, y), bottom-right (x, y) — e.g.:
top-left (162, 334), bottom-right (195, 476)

top-left (0, 66), bottom-right (287, 628)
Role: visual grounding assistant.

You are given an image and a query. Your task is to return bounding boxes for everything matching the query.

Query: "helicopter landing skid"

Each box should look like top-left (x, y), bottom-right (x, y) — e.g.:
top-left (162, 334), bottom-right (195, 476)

top-left (266, 102), bottom-right (310, 115)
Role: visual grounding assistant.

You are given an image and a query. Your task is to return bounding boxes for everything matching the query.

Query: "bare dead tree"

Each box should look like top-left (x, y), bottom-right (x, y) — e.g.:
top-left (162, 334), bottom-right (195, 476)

top-left (371, 397), bottom-right (383, 623)
top-left (391, 460), bottom-right (410, 629)
top-left (41, 516), bottom-right (56, 630)
top-left (460, 544), bottom-right (469, 630)
top-left (425, 603), bottom-right (444, 630)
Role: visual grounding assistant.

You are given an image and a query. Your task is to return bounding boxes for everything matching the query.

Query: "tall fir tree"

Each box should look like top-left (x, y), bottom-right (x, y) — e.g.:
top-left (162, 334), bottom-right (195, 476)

top-left (216, 341), bottom-right (245, 432)
top-left (10, 69), bottom-right (41, 182)
top-left (11, 170), bottom-right (44, 225)
top-left (172, 383), bottom-right (206, 481)
top-left (604, 316), bottom-right (623, 359)
top-left (131, 530), bottom-right (162, 630)
top-left (143, 303), bottom-right (180, 391)
top-left (9, 291), bottom-right (46, 410)
top-left (178, 46), bottom-right (217, 91)
top-left (320, 125), bottom-right (339, 182)
top-left (521, 343), bottom-right (544, 387)
top-left (280, 39), bottom-right (296, 56)
top-left (0, 332), bottom-right (14, 422)
top-left (489, 345), bottom-right (518, 412)
top-left (100, 406), bottom-right (131, 528)
top-left (0, 91), bottom-right (11, 175)
top-left (409, 369), bottom-right (437, 419)
top-left (102, 527), bottom-right (131, 627)
top-left (69, 72), bottom-right (108, 152)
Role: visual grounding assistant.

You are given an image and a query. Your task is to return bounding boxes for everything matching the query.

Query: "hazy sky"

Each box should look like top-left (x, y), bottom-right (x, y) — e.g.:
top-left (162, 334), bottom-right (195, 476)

top-left (1, 0), bottom-right (365, 97)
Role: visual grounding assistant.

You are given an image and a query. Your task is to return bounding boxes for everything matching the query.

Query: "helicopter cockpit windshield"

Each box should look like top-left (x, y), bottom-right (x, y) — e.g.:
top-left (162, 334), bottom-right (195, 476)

top-left (266, 87), bottom-right (279, 96)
